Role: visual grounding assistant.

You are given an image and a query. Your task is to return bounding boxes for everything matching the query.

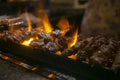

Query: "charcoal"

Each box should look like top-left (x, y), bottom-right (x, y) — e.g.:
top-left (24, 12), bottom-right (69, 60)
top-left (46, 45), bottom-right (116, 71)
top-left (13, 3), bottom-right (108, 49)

top-left (92, 37), bottom-right (108, 48)
top-left (74, 35), bottom-right (120, 69)
top-left (23, 32), bottom-right (31, 36)
top-left (76, 37), bottom-right (96, 62)
top-left (51, 29), bottom-right (62, 38)
top-left (82, 38), bottom-right (96, 53)
top-left (90, 51), bottom-right (106, 65)
top-left (19, 32), bottom-right (34, 40)
top-left (3, 31), bottom-right (35, 43)
top-left (61, 48), bottom-right (75, 57)
top-left (43, 42), bottom-right (61, 52)
top-left (61, 40), bottom-right (85, 57)
top-left (30, 40), bottom-right (45, 49)
top-left (5, 35), bottom-right (15, 42)
top-left (38, 32), bottom-right (51, 39)
top-left (38, 32), bottom-right (52, 43)
top-left (55, 36), bottom-right (68, 50)
top-left (12, 35), bottom-right (22, 43)
top-left (108, 40), bottom-right (119, 49)
top-left (18, 34), bottom-right (26, 39)
top-left (112, 49), bottom-right (120, 72)
top-left (61, 37), bottom-right (93, 57)
top-left (2, 31), bottom-right (12, 36)
top-left (76, 50), bottom-right (89, 61)
top-left (38, 36), bottom-right (67, 52)
top-left (90, 40), bottom-right (119, 67)
top-left (0, 31), bottom-right (13, 40)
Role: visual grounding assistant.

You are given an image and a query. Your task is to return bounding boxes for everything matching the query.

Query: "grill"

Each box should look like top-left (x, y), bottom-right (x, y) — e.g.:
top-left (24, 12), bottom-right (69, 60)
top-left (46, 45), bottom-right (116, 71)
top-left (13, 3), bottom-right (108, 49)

top-left (0, 17), bottom-right (119, 80)
top-left (0, 1), bottom-right (120, 80)
top-left (0, 38), bottom-right (118, 80)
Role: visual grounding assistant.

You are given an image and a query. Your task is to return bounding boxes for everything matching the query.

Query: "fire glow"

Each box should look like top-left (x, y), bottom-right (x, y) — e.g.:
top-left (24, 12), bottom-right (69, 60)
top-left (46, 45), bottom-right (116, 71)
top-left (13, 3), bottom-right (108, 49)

top-left (57, 17), bottom-right (70, 36)
top-left (21, 38), bottom-right (34, 46)
top-left (22, 11), bottom-right (78, 47)
top-left (68, 29), bottom-right (78, 48)
top-left (0, 5), bottom-right (119, 74)
top-left (25, 10), bottom-right (32, 32)
top-left (37, 11), bottom-right (52, 33)
top-left (1, 10), bottom-right (79, 60)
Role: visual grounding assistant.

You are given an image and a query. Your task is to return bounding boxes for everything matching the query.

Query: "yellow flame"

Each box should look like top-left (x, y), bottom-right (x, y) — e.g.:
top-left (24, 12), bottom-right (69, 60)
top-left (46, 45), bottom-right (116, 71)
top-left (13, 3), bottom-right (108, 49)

top-left (68, 54), bottom-right (77, 60)
top-left (25, 10), bottom-right (32, 32)
top-left (21, 38), bottom-right (34, 46)
top-left (68, 29), bottom-right (78, 48)
top-left (57, 17), bottom-right (70, 36)
top-left (43, 21), bottom-right (52, 33)
top-left (37, 11), bottom-right (52, 33)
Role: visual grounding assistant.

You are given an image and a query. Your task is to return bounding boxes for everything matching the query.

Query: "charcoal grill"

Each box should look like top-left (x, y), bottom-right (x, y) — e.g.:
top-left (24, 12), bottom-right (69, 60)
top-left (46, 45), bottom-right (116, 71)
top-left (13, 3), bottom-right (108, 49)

top-left (0, 14), bottom-right (119, 80)
top-left (0, 36), bottom-right (119, 80)
top-left (0, 1), bottom-right (120, 80)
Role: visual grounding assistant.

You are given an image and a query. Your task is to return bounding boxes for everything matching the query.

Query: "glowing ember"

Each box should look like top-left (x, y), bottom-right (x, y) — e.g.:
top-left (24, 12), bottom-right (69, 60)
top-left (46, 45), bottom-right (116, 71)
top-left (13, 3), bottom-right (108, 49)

top-left (31, 67), bottom-right (37, 71)
top-left (57, 17), bottom-right (70, 36)
top-left (48, 74), bottom-right (55, 78)
top-left (68, 54), bottom-right (77, 60)
top-left (25, 10), bottom-right (32, 32)
top-left (68, 29), bottom-right (78, 48)
top-left (21, 38), bottom-right (34, 46)
top-left (56, 51), bottom-right (62, 55)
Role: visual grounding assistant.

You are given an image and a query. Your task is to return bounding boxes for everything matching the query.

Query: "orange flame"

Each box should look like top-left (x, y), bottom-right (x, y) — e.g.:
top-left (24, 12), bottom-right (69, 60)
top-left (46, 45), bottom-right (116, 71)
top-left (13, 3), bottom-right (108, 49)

top-left (25, 10), bottom-right (32, 32)
top-left (68, 29), bottom-right (78, 48)
top-left (21, 38), bottom-right (34, 46)
top-left (56, 51), bottom-right (62, 55)
top-left (57, 17), bottom-right (70, 36)
top-left (48, 74), bottom-right (55, 79)
top-left (68, 54), bottom-right (77, 60)
top-left (37, 11), bottom-right (52, 33)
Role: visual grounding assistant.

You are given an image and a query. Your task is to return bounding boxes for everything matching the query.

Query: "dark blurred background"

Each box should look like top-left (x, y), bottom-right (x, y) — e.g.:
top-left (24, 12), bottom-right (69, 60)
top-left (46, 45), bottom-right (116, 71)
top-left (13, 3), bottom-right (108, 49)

top-left (0, 0), bottom-right (88, 32)
top-left (0, 0), bottom-right (88, 20)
